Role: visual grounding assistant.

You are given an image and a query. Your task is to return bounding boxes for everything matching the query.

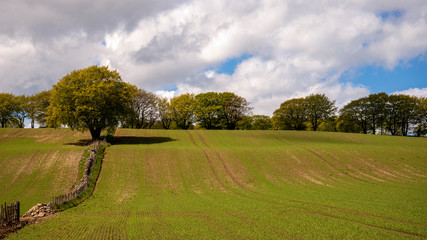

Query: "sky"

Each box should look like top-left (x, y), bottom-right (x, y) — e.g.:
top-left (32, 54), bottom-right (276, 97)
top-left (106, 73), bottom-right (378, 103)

top-left (1, 0), bottom-right (427, 116)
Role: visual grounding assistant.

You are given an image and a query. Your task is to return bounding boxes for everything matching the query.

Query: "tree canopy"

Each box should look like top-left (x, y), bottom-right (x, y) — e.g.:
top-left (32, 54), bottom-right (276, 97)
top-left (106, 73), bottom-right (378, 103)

top-left (47, 65), bottom-right (137, 140)
top-left (273, 97), bottom-right (308, 130)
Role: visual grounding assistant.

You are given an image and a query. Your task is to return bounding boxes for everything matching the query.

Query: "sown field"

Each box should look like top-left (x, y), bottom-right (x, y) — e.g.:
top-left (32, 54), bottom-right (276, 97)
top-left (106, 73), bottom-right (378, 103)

top-left (0, 128), bottom-right (91, 215)
top-left (6, 129), bottom-right (427, 239)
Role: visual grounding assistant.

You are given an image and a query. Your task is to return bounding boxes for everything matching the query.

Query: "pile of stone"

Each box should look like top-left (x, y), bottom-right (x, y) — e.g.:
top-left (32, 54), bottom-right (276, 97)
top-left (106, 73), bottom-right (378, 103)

top-left (21, 203), bottom-right (55, 219)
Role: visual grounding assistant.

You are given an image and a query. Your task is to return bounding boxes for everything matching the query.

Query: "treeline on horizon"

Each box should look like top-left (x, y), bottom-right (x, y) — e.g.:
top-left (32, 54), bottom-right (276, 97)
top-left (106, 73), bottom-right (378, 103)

top-left (1, 89), bottom-right (426, 136)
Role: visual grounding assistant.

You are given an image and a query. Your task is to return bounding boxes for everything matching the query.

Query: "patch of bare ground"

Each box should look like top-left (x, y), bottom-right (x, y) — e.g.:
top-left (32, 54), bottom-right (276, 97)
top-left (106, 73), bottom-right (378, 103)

top-left (0, 151), bottom-right (41, 195)
top-left (402, 164), bottom-right (427, 179)
top-left (300, 171), bottom-right (332, 187)
top-left (0, 129), bottom-right (24, 141)
top-left (0, 203), bottom-right (57, 239)
top-left (0, 223), bottom-right (26, 240)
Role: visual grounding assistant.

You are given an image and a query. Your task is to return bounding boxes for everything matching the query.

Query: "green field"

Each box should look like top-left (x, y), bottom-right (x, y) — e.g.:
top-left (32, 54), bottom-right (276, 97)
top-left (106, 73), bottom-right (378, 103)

top-left (4, 129), bottom-right (427, 239)
top-left (0, 128), bottom-right (91, 215)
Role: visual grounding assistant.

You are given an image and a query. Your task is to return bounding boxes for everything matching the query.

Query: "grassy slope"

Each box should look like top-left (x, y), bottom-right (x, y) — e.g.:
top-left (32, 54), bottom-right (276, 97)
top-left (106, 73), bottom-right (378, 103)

top-left (0, 128), bottom-right (91, 214)
top-left (8, 129), bottom-right (427, 239)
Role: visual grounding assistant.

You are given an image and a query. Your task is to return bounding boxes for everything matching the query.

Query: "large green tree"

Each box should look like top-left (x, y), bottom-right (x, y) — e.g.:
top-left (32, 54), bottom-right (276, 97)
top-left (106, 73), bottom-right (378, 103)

top-left (124, 89), bottom-right (158, 129)
top-left (157, 97), bottom-right (173, 129)
top-left (219, 92), bottom-right (251, 130)
top-left (170, 93), bottom-right (196, 129)
top-left (12, 95), bottom-right (28, 128)
top-left (415, 97), bottom-right (427, 136)
top-left (273, 98), bottom-right (308, 130)
top-left (366, 92), bottom-right (388, 135)
top-left (0, 93), bottom-right (16, 128)
top-left (340, 98), bottom-right (370, 134)
top-left (194, 92), bottom-right (223, 129)
top-left (305, 93), bottom-right (337, 131)
top-left (252, 115), bottom-right (273, 130)
top-left (48, 66), bottom-right (137, 140)
top-left (33, 90), bottom-right (52, 127)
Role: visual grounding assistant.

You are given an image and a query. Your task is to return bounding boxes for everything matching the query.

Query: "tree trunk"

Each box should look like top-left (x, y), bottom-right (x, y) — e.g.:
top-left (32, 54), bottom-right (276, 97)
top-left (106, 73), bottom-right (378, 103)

top-left (89, 128), bottom-right (102, 141)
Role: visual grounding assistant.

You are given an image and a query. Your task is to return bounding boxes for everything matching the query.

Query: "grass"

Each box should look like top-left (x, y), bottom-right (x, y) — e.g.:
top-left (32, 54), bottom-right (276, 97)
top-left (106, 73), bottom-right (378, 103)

top-left (53, 143), bottom-right (107, 211)
top-left (4, 129), bottom-right (427, 239)
top-left (0, 128), bottom-right (92, 215)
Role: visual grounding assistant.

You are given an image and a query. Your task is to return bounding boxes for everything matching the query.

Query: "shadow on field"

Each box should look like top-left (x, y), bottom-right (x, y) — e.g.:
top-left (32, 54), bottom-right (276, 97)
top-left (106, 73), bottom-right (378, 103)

top-left (65, 139), bottom-right (94, 146)
top-left (111, 136), bottom-right (175, 145)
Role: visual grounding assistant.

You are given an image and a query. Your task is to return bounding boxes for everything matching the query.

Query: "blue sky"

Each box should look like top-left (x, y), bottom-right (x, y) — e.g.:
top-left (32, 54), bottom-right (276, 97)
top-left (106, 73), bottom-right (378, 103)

top-left (215, 54), bottom-right (427, 96)
top-left (2, 0), bottom-right (427, 116)
top-left (342, 56), bottom-right (427, 94)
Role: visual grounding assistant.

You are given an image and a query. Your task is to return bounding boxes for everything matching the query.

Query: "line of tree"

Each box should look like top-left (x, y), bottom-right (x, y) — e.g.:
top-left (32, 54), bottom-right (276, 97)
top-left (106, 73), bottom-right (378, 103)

top-left (0, 66), bottom-right (255, 140)
top-left (121, 91), bottom-right (253, 130)
top-left (273, 94), bottom-right (337, 131)
top-left (272, 92), bottom-right (427, 136)
top-left (1, 66), bottom-right (426, 139)
top-left (339, 93), bottom-right (426, 136)
top-left (0, 91), bottom-right (51, 128)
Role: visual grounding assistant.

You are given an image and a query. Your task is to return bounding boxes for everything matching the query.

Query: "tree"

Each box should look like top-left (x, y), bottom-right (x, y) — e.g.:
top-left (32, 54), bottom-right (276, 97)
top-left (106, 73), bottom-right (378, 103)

top-left (12, 95), bottom-right (28, 128)
top-left (305, 93), bottom-right (337, 131)
top-left (340, 98), bottom-right (369, 134)
top-left (384, 94), bottom-right (419, 136)
top-left (219, 92), bottom-right (251, 130)
top-left (415, 97), bottom-right (427, 136)
top-left (33, 90), bottom-right (52, 127)
top-left (252, 115), bottom-right (273, 130)
top-left (236, 115), bottom-right (253, 130)
top-left (170, 93), bottom-right (195, 129)
top-left (395, 95), bottom-right (419, 136)
top-left (365, 92), bottom-right (388, 135)
top-left (47, 66), bottom-right (137, 140)
top-left (125, 89), bottom-right (159, 129)
top-left (0, 93), bottom-right (16, 128)
top-left (273, 98), bottom-right (308, 130)
top-left (194, 92), bottom-right (223, 129)
top-left (26, 94), bottom-right (38, 128)
top-left (157, 97), bottom-right (173, 129)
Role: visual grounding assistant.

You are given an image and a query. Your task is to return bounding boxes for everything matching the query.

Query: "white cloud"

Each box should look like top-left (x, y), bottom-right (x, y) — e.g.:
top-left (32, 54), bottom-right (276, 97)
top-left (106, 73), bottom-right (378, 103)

top-left (1, 0), bottom-right (426, 116)
top-left (392, 88), bottom-right (427, 97)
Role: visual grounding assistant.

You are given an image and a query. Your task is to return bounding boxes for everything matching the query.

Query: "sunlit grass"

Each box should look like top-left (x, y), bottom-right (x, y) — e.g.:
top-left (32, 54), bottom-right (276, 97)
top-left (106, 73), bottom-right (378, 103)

top-left (6, 129), bottom-right (427, 239)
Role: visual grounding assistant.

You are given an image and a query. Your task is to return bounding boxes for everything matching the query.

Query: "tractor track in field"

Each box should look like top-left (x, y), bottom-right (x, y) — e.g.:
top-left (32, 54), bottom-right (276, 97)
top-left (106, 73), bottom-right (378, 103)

top-left (186, 131), bottom-right (249, 198)
top-left (225, 211), bottom-right (302, 240)
top-left (153, 195), bottom-right (178, 240)
top-left (194, 130), bottom-right (259, 195)
top-left (249, 131), bottom-right (427, 231)
top-left (281, 208), bottom-right (427, 238)
top-left (270, 131), bottom-right (371, 184)
top-left (196, 212), bottom-right (253, 240)
top-left (270, 131), bottom-right (427, 227)
top-left (187, 130), bottom-right (426, 237)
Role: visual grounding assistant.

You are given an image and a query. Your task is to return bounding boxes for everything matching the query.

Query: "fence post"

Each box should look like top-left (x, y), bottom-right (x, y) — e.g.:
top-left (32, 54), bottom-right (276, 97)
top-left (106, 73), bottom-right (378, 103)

top-left (0, 203), bottom-right (3, 225)
top-left (4, 202), bottom-right (8, 223)
top-left (15, 201), bottom-right (19, 222)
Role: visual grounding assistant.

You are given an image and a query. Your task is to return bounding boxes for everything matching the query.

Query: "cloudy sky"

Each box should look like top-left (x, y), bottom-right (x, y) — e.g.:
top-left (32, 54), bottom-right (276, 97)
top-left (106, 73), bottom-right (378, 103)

top-left (1, 0), bottom-right (427, 115)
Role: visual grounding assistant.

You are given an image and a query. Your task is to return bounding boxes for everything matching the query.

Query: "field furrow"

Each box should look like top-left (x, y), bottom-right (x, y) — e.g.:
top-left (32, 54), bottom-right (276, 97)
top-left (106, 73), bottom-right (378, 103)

top-left (2, 129), bottom-right (426, 239)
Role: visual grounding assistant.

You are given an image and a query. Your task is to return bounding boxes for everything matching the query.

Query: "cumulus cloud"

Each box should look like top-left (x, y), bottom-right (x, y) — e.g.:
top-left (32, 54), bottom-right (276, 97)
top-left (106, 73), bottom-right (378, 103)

top-left (1, 0), bottom-right (427, 115)
top-left (392, 88), bottom-right (427, 97)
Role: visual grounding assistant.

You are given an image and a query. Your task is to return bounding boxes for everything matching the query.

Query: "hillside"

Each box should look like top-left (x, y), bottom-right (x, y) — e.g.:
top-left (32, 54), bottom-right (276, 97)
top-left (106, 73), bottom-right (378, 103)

top-left (0, 128), bottom-right (91, 215)
top-left (6, 129), bottom-right (427, 239)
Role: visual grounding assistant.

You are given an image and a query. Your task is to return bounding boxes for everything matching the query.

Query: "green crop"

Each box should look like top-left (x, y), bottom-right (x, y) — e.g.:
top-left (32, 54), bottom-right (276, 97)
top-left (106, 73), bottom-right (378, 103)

top-left (5, 129), bottom-right (427, 239)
